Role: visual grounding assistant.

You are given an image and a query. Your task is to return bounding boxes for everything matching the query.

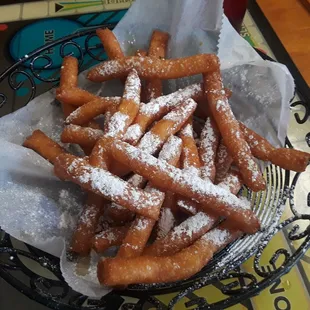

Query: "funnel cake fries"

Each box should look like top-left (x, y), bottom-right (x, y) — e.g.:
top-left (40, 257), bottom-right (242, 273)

top-left (92, 225), bottom-right (130, 253)
top-left (106, 174), bottom-right (147, 225)
top-left (144, 211), bottom-right (217, 257)
top-left (65, 97), bottom-right (120, 126)
top-left (96, 28), bottom-right (125, 60)
top-left (22, 28), bottom-right (310, 288)
top-left (87, 54), bottom-right (219, 82)
top-left (54, 154), bottom-right (164, 220)
top-left (100, 225), bottom-right (242, 286)
top-left (70, 194), bottom-right (107, 255)
top-left (214, 139), bottom-right (233, 183)
top-left (79, 68), bottom-right (141, 170)
top-left (117, 136), bottom-right (182, 259)
top-left (145, 30), bottom-right (170, 101)
top-left (134, 49), bottom-right (148, 102)
top-left (69, 70), bottom-right (142, 254)
top-left (146, 170), bottom-right (243, 256)
top-left (109, 98), bottom-right (197, 176)
top-left (203, 70), bottom-right (266, 192)
top-left (178, 169), bottom-right (244, 216)
top-left (96, 28), bottom-right (126, 85)
top-left (56, 87), bottom-right (100, 107)
top-left (108, 136), bottom-right (182, 226)
top-left (57, 56), bottom-right (102, 115)
top-left (58, 56), bottom-right (79, 117)
top-left (178, 121), bottom-right (201, 172)
top-left (107, 111), bottom-right (188, 222)
top-left (58, 58), bottom-right (108, 131)
top-left (57, 29), bottom-right (124, 107)
top-left (239, 122), bottom-right (310, 172)
top-left (175, 121), bottom-right (201, 220)
top-left (23, 130), bottom-right (66, 165)
top-left (61, 125), bottom-right (104, 150)
top-left (123, 83), bottom-right (202, 145)
top-left (199, 117), bottom-right (220, 182)
top-left (137, 99), bottom-right (197, 154)
top-left (104, 69), bottom-right (141, 138)
top-left (111, 140), bottom-right (260, 234)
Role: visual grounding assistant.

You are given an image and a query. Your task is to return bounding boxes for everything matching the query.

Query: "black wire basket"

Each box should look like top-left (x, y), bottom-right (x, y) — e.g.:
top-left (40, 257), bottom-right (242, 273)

top-left (0, 27), bottom-right (309, 310)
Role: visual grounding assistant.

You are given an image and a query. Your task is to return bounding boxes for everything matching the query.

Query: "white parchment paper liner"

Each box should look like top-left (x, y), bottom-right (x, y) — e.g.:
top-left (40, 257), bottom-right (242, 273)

top-left (0, 0), bottom-right (294, 297)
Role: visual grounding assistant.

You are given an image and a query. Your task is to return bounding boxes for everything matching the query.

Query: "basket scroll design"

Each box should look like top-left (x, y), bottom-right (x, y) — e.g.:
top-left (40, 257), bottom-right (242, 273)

top-left (0, 28), bottom-right (309, 310)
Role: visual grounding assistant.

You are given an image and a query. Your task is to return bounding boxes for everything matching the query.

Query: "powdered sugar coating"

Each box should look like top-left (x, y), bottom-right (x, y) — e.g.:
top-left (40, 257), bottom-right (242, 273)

top-left (199, 118), bottom-right (217, 179)
top-left (163, 99), bottom-right (196, 125)
top-left (105, 112), bottom-right (129, 138)
top-left (201, 228), bottom-right (230, 246)
top-left (92, 55), bottom-right (218, 82)
top-left (177, 199), bottom-right (197, 215)
top-left (65, 97), bottom-right (121, 124)
top-left (128, 174), bottom-right (145, 188)
top-left (216, 141), bottom-right (230, 165)
top-left (180, 123), bottom-right (194, 138)
top-left (171, 212), bottom-right (213, 241)
top-left (66, 157), bottom-right (162, 209)
top-left (135, 217), bottom-right (149, 231)
top-left (157, 208), bottom-right (175, 239)
top-left (158, 135), bottom-right (182, 164)
top-left (97, 59), bottom-right (122, 76)
top-left (218, 172), bottom-right (242, 194)
top-left (114, 141), bottom-right (251, 212)
top-left (109, 202), bottom-right (125, 211)
top-left (65, 107), bottom-right (84, 124)
top-left (140, 83), bottom-right (202, 116)
top-left (66, 124), bottom-right (104, 139)
top-left (183, 166), bottom-right (200, 177)
top-left (240, 123), bottom-right (269, 153)
top-left (123, 69), bottom-right (141, 105)
top-left (79, 204), bottom-right (99, 228)
top-left (138, 132), bottom-right (162, 154)
top-left (242, 154), bottom-right (261, 183)
top-left (216, 99), bottom-right (228, 112)
top-left (123, 124), bottom-right (143, 143)
top-left (107, 173), bottom-right (146, 213)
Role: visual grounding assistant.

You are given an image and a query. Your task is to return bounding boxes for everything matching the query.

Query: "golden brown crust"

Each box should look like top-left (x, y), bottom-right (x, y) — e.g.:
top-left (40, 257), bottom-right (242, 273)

top-left (87, 54), bottom-right (219, 82)
top-left (23, 130), bottom-right (65, 164)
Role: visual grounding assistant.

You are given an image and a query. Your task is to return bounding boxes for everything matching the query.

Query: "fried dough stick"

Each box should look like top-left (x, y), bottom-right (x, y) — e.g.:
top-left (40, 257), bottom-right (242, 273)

top-left (59, 56), bottom-right (79, 117)
top-left (23, 130), bottom-right (66, 164)
top-left (175, 121), bottom-right (201, 222)
top-left (54, 154), bottom-right (164, 220)
top-left (65, 97), bottom-right (120, 126)
top-left (145, 30), bottom-right (170, 101)
top-left (203, 69), bottom-right (266, 191)
top-left (109, 98), bottom-right (197, 176)
top-left (178, 169), bottom-right (243, 215)
top-left (145, 170), bottom-right (243, 256)
top-left (96, 28), bottom-right (124, 60)
top-left (214, 139), bottom-right (233, 183)
top-left (110, 140), bottom-right (259, 234)
top-left (70, 70), bottom-right (141, 254)
top-left (239, 122), bottom-right (310, 172)
top-left (123, 83), bottom-right (202, 145)
top-left (100, 225), bottom-right (242, 286)
top-left (108, 100), bottom-right (195, 220)
top-left (117, 136), bottom-right (182, 258)
top-left (92, 225), bottom-right (130, 253)
top-left (61, 125), bottom-right (104, 150)
top-left (87, 54), bottom-right (219, 82)
top-left (199, 117), bottom-right (220, 182)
